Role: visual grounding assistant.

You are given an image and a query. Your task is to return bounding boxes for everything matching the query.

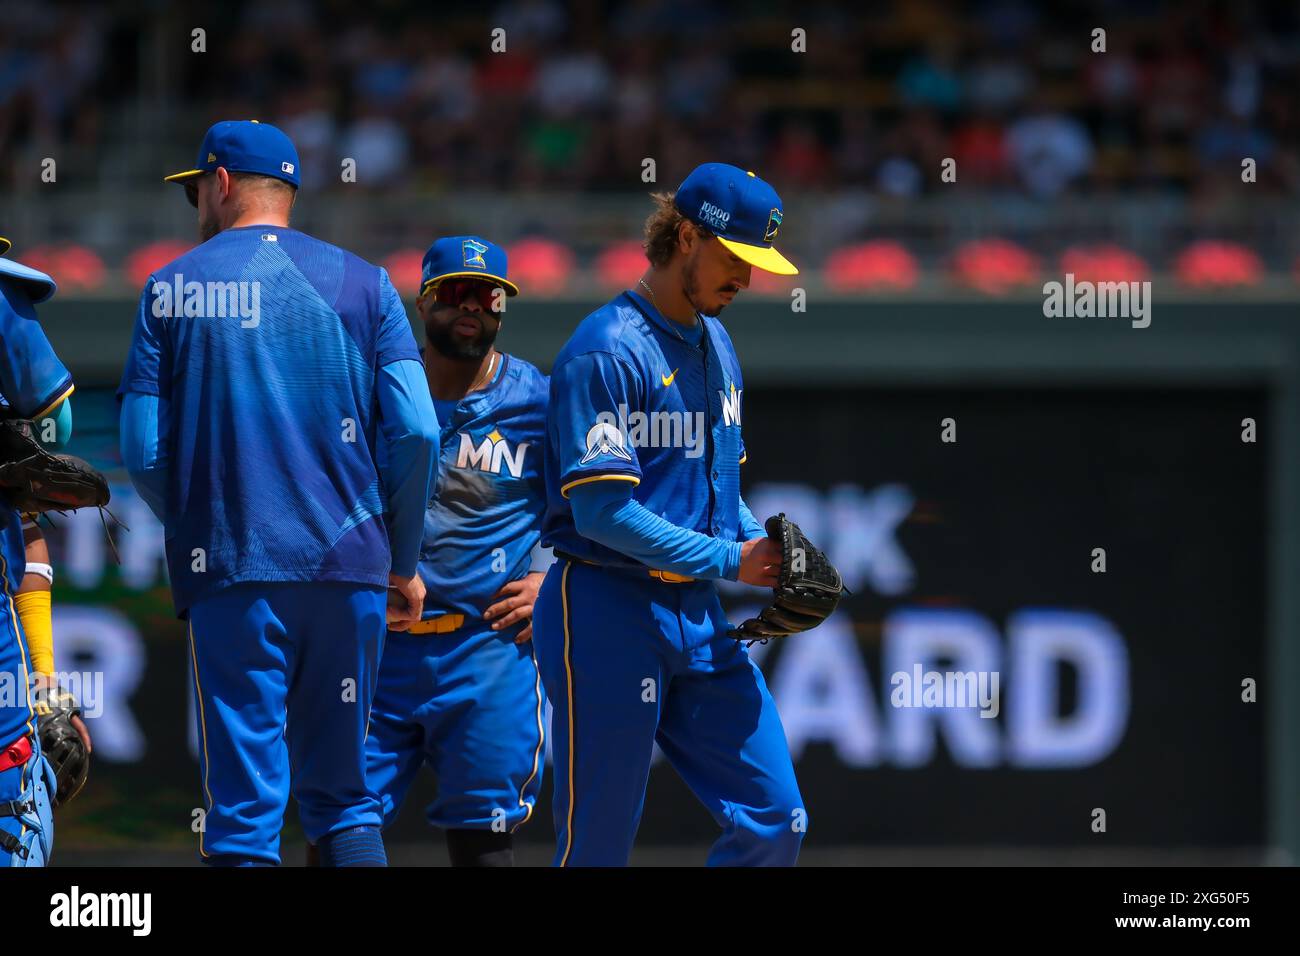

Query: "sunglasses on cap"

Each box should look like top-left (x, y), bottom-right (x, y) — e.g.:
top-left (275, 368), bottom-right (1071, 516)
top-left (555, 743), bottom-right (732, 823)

top-left (431, 278), bottom-right (505, 312)
top-left (183, 173), bottom-right (214, 209)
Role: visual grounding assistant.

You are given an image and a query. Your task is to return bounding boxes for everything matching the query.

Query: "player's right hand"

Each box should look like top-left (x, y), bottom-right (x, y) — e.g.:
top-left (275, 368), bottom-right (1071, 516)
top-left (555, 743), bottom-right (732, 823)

top-left (737, 536), bottom-right (782, 588)
top-left (387, 573), bottom-right (425, 631)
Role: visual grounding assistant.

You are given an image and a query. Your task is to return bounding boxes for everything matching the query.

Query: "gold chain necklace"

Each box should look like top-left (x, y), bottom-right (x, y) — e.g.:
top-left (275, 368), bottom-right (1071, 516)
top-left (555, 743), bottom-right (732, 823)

top-left (470, 351), bottom-right (497, 392)
top-left (638, 278), bottom-right (693, 345)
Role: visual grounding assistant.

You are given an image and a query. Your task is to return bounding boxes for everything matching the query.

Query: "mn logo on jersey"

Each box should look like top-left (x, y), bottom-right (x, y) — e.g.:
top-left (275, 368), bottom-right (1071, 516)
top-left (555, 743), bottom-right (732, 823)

top-left (719, 382), bottom-right (743, 427)
top-left (457, 427), bottom-right (530, 478)
top-left (579, 421), bottom-right (633, 464)
top-left (764, 208), bottom-right (783, 242)
top-left (463, 239), bottom-right (489, 270)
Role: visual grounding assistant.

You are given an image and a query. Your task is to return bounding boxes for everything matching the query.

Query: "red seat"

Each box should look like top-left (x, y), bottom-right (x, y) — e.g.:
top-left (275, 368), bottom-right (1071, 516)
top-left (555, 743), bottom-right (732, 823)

top-left (17, 244), bottom-right (107, 293)
top-left (1174, 241), bottom-right (1263, 288)
top-left (825, 241), bottom-right (919, 291)
top-left (125, 240), bottom-right (195, 288)
top-left (1059, 244), bottom-right (1149, 283)
top-left (382, 249), bottom-right (426, 297)
top-left (593, 241), bottom-right (647, 289)
top-left (507, 238), bottom-right (575, 296)
top-left (950, 239), bottom-right (1041, 294)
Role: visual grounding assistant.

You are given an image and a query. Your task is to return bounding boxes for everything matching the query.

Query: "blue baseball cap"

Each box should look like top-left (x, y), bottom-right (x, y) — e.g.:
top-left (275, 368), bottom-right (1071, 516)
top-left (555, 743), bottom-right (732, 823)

top-left (164, 120), bottom-right (301, 189)
top-left (674, 163), bottom-right (797, 275)
top-left (420, 236), bottom-right (519, 297)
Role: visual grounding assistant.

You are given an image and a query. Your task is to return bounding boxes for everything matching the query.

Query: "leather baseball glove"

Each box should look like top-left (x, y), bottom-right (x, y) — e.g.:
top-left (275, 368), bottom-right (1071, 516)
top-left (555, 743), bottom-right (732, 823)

top-left (732, 513), bottom-right (845, 643)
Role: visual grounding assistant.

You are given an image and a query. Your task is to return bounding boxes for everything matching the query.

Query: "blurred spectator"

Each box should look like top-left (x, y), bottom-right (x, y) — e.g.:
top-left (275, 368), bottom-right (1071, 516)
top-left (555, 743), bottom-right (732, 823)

top-left (1006, 94), bottom-right (1095, 197)
top-left (1, 0), bottom-right (1298, 282)
top-left (952, 113), bottom-right (1010, 186)
top-left (897, 38), bottom-right (964, 114)
top-left (277, 88), bottom-right (338, 192)
top-left (536, 46), bottom-right (611, 115)
top-left (339, 103), bottom-right (410, 188)
top-left (771, 121), bottom-right (833, 188)
top-left (1, 0), bottom-right (1295, 203)
top-left (965, 51), bottom-right (1032, 114)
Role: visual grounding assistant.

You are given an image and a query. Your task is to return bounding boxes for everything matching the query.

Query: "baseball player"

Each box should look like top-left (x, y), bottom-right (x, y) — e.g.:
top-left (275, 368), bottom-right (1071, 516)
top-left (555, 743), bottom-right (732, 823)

top-left (358, 236), bottom-right (548, 867)
top-left (119, 121), bottom-right (439, 866)
top-left (533, 163), bottom-right (806, 866)
top-left (0, 235), bottom-right (77, 866)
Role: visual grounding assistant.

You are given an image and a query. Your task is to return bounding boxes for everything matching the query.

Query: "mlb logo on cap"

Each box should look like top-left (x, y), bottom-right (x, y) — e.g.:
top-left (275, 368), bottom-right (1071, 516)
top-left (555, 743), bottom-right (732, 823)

top-left (164, 120), bottom-right (301, 189)
top-left (674, 163), bottom-right (798, 275)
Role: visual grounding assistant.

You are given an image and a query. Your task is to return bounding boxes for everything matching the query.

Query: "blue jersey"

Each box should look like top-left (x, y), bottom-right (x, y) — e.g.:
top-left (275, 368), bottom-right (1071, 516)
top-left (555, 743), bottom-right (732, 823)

top-left (0, 271), bottom-right (72, 597)
top-left (118, 226), bottom-right (422, 614)
top-left (0, 266), bottom-right (70, 746)
top-left (416, 353), bottom-right (548, 620)
top-left (541, 290), bottom-right (746, 570)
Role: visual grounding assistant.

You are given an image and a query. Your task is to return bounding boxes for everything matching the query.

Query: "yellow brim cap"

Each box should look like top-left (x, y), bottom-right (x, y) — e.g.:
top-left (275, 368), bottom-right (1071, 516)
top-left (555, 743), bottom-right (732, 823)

top-left (717, 236), bottom-right (799, 275)
top-left (419, 272), bottom-right (520, 297)
top-left (0, 237), bottom-right (10, 256)
top-left (163, 169), bottom-right (206, 183)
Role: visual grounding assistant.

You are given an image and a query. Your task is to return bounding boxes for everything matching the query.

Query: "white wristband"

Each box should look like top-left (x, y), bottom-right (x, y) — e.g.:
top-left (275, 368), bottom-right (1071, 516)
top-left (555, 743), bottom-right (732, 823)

top-left (23, 562), bottom-right (54, 585)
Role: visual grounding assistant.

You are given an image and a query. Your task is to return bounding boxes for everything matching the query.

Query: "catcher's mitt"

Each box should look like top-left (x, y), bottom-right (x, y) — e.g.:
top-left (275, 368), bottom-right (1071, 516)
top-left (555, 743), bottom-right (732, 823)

top-left (732, 513), bottom-right (845, 643)
top-left (32, 683), bottom-right (89, 808)
top-left (0, 418), bottom-right (109, 514)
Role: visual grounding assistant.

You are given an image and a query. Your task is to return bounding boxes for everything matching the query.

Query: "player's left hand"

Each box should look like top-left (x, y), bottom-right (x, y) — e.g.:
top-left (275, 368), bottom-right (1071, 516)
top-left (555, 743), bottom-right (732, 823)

top-left (485, 571), bottom-right (545, 644)
top-left (32, 672), bottom-right (92, 755)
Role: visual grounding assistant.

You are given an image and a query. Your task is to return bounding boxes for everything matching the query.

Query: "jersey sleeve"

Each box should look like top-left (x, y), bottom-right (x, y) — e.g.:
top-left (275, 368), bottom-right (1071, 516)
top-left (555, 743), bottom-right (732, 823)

top-left (117, 279), bottom-right (166, 399)
top-left (528, 373), bottom-right (552, 517)
top-left (737, 495), bottom-right (765, 541)
top-left (0, 278), bottom-right (74, 419)
top-left (375, 269), bottom-right (422, 368)
top-left (551, 351), bottom-right (644, 498)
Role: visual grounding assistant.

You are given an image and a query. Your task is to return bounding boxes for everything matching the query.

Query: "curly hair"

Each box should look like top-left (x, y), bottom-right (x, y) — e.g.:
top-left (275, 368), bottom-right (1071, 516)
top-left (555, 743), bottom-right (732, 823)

top-left (643, 191), bottom-right (712, 268)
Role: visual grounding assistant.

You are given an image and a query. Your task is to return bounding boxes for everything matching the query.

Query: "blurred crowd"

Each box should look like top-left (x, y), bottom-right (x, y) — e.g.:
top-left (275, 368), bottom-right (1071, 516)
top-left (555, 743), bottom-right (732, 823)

top-left (2, 0), bottom-right (1299, 198)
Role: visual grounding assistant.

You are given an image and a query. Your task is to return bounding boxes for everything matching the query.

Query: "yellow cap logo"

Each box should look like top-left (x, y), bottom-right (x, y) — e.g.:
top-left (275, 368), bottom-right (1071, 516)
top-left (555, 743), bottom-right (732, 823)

top-left (207, 152), bottom-right (216, 162)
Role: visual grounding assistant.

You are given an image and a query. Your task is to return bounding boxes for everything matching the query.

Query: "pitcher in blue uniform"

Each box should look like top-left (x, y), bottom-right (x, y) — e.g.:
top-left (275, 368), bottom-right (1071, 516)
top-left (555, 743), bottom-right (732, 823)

top-left (361, 236), bottom-right (547, 867)
top-left (119, 122), bottom-right (439, 866)
top-left (534, 164), bottom-right (806, 866)
top-left (0, 235), bottom-right (75, 867)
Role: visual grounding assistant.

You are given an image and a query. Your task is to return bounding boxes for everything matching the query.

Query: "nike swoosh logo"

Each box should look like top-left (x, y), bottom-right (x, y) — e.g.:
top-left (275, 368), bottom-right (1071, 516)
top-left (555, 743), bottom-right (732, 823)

top-left (661, 369), bottom-right (678, 387)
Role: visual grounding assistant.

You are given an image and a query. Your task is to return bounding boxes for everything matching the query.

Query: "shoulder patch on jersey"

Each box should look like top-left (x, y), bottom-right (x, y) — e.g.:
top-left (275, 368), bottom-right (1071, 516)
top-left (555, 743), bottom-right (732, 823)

top-left (579, 420), bottom-right (633, 464)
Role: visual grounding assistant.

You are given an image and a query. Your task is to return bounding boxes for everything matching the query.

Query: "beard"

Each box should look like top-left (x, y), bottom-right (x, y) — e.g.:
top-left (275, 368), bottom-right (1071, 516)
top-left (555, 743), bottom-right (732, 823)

top-left (425, 311), bottom-right (500, 361)
top-left (198, 212), bottom-right (219, 243)
top-left (683, 256), bottom-right (726, 318)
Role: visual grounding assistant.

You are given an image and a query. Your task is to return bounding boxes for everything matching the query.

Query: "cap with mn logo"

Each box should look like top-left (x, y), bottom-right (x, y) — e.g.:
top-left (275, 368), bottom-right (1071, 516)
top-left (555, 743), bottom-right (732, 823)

top-left (673, 163), bottom-right (798, 275)
top-left (164, 120), bottom-right (301, 189)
